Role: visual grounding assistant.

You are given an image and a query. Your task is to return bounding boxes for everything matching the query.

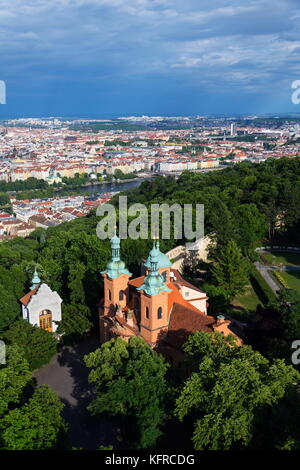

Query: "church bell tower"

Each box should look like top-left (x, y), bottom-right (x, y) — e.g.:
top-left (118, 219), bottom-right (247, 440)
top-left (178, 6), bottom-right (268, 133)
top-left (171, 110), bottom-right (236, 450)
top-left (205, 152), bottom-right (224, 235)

top-left (101, 232), bottom-right (132, 318)
top-left (137, 241), bottom-right (171, 346)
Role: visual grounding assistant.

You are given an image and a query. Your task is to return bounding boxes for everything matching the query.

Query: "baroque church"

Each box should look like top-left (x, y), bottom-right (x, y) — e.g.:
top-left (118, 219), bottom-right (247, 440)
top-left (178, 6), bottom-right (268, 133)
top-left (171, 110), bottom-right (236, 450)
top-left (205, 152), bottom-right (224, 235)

top-left (100, 234), bottom-right (242, 360)
top-left (19, 268), bottom-right (62, 333)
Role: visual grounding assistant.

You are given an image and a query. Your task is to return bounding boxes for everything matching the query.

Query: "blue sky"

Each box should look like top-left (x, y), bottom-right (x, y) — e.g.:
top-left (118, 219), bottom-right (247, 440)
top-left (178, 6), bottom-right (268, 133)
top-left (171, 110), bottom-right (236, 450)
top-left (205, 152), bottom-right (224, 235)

top-left (1, 0), bottom-right (300, 117)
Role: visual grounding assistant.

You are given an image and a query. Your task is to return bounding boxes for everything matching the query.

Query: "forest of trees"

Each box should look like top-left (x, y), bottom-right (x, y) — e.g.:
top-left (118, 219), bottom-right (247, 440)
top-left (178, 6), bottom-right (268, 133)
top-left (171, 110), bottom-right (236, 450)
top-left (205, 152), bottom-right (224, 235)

top-left (0, 157), bottom-right (300, 449)
top-left (85, 332), bottom-right (300, 450)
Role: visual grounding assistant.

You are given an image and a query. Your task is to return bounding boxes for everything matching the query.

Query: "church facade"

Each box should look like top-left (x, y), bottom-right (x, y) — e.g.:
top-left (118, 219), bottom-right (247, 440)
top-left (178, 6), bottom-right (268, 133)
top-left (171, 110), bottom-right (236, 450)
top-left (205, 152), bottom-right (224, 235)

top-left (99, 235), bottom-right (242, 359)
top-left (20, 269), bottom-right (62, 333)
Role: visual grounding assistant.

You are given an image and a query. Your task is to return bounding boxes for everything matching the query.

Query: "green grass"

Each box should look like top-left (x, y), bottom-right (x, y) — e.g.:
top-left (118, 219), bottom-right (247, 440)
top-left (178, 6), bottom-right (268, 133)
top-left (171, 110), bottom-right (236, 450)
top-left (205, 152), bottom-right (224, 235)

top-left (279, 271), bottom-right (300, 291)
top-left (262, 251), bottom-right (300, 266)
top-left (233, 285), bottom-right (262, 310)
top-left (229, 284), bottom-right (262, 320)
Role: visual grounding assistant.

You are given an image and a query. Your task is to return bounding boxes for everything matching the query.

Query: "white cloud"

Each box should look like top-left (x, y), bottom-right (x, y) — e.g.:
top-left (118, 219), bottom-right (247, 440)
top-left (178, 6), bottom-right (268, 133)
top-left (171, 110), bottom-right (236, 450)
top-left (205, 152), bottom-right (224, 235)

top-left (0, 0), bottom-right (299, 97)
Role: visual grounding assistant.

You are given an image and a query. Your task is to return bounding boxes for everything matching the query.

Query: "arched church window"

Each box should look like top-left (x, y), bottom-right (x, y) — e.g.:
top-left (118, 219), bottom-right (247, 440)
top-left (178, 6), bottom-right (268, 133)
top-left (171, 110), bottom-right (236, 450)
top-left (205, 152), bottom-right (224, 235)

top-left (157, 307), bottom-right (162, 319)
top-left (39, 309), bottom-right (52, 332)
top-left (119, 291), bottom-right (124, 301)
top-left (145, 306), bottom-right (149, 319)
top-left (108, 290), bottom-right (112, 301)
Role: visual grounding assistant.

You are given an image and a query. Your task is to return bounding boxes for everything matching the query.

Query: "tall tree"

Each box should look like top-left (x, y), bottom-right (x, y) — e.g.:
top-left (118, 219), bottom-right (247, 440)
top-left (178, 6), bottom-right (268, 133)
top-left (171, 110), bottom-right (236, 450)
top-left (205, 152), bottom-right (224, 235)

top-left (234, 203), bottom-right (268, 254)
top-left (175, 331), bottom-right (299, 450)
top-left (84, 336), bottom-right (169, 449)
top-left (0, 345), bottom-right (32, 418)
top-left (211, 240), bottom-right (249, 300)
top-left (57, 303), bottom-right (92, 337)
top-left (0, 285), bottom-right (20, 333)
top-left (277, 289), bottom-right (300, 343)
top-left (68, 261), bottom-right (86, 304)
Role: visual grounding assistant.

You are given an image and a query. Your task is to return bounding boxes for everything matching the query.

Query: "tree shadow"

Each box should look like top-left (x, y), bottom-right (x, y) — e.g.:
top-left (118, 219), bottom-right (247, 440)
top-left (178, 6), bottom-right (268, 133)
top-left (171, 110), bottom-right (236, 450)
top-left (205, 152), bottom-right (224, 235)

top-left (55, 333), bottom-right (119, 449)
top-left (60, 399), bottom-right (119, 450)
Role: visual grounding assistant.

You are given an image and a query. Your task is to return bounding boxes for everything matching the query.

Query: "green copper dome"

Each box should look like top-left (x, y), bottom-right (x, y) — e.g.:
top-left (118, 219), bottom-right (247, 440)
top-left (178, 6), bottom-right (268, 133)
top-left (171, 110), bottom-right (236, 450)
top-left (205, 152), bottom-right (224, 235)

top-left (101, 232), bottom-right (132, 279)
top-left (31, 268), bottom-right (41, 290)
top-left (138, 241), bottom-right (171, 297)
top-left (144, 240), bottom-right (171, 270)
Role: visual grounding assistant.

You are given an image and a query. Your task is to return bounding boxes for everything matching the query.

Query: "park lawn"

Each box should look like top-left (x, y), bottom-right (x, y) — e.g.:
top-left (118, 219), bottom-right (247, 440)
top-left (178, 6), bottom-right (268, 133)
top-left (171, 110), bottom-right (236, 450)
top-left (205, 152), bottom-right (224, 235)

top-left (262, 251), bottom-right (300, 266)
top-left (229, 284), bottom-right (262, 320)
top-left (279, 271), bottom-right (300, 291)
top-left (233, 284), bottom-right (262, 311)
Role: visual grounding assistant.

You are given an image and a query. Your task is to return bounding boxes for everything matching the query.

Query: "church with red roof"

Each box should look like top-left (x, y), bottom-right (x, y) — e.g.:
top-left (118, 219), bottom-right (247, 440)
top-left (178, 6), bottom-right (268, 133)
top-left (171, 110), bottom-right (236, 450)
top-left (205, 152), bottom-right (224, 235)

top-left (99, 235), bottom-right (242, 360)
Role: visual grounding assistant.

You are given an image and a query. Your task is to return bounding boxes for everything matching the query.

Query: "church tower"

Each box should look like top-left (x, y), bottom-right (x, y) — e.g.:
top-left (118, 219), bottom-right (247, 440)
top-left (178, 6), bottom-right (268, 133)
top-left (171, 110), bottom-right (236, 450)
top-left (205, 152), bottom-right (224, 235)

top-left (144, 240), bottom-right (172, 282)
top-left (101, 232), bottom-right (132, 318)
top-left (137, 241), bottom-right (171, 345)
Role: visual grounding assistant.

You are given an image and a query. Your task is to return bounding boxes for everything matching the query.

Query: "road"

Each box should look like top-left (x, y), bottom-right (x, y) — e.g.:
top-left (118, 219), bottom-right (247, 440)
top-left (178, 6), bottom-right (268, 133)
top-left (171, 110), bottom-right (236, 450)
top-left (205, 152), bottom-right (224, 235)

top-left (254, 261), bottom-right (281, 294)
top-left (34, 332), bottom-right (118, 450)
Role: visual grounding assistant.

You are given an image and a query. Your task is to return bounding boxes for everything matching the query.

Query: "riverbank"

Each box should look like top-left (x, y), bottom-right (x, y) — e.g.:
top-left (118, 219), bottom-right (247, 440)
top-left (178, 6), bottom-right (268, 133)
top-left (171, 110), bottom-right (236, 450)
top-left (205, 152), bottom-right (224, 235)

top-left (5, 176), bottom-right (154, 202)
top-left (61, 176), bottom-right (153, 197)
top-left (77, 176), bottom-right (150, 188)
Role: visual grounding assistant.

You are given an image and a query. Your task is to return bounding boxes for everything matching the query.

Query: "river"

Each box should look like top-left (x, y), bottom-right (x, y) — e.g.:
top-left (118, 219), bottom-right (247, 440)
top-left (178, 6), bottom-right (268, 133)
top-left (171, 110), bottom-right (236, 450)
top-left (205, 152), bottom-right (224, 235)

top-left (75, 177), bottom-right (151, 198)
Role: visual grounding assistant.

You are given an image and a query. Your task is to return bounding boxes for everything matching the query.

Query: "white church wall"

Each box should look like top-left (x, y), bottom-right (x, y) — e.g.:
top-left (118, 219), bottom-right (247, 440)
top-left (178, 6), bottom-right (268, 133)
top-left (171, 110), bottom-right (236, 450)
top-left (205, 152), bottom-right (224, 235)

top-left (25, 284), bottom-right (62, 332)
top-left (180, 285), bottom-right (207, 315)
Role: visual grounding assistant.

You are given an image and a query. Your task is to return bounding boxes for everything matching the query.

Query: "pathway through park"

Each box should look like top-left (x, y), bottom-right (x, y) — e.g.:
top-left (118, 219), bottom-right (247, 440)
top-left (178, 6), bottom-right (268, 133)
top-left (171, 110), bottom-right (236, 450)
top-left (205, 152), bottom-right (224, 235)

top-left (255, 248), bottom-right (300, 296)
top-left (34, 332), bottom-right (117, 450)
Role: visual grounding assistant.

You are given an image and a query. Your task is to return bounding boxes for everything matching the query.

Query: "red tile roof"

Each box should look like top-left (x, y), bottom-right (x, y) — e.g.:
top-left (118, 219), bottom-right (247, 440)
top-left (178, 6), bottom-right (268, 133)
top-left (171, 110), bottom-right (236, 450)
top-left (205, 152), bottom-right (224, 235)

top-left (128, 276), bottom-right (145, 288)
top-left (19, 286), bottom-right (39, 306)
top-left (166, 303), bottom-right (215, 348)
top-left (167, 281), bottom-right (204, 315)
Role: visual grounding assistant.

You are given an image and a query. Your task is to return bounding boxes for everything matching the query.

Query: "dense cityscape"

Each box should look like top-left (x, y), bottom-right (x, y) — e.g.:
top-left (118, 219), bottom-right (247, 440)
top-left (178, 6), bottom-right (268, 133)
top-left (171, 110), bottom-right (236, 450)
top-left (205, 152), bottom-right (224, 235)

top-left (2, 115), bottom-right (300, 182)
top-left (1, 116), bottom-right (300, 241)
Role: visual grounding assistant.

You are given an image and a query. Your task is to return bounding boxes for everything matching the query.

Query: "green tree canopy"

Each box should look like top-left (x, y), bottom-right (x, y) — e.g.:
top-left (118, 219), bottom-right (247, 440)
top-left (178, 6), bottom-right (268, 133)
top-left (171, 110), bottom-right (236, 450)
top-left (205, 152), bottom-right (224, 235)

top-left (175, 331), bottom-right (299, 450)
top-left (211, 240), bottom-right (249, 300)
top-left (57, 303), bottom-right (92, 337)
top-left (84, 336), bottom-right (169, 449)
top-left (0, 386), bottom-right (67, 450)
top-left (277, 289), bottom-right (300, 343)
top-left (0, 285), bottom-right (21, 333)
top-left (0, 345), bottom-right (32, 418)
top-left (3, 319), bottom-right (57, 370)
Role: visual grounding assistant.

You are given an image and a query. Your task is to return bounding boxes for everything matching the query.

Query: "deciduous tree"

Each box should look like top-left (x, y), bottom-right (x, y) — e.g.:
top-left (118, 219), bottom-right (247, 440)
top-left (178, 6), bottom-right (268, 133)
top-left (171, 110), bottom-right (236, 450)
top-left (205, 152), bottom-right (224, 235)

top-left (4, 319), bottom-right (57, 370)
top-left (0, 386), bottom-right (67, 450)
top-left (85, 336), bottom-right (169, 449)
top-left (175, 331), bottom-right (299, 450)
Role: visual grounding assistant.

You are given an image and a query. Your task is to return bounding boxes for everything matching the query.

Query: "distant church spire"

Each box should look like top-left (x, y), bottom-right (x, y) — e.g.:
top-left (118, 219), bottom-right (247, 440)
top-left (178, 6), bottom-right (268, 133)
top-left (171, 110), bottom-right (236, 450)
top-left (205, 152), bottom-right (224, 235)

top-left (31, 267), bottom-right (41, 290)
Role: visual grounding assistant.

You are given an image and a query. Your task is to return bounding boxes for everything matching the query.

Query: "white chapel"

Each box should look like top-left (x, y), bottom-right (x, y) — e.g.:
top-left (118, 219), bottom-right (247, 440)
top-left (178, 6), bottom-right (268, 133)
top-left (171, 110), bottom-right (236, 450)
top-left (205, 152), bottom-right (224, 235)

top-left (19, 269), bottom-right (62, 333)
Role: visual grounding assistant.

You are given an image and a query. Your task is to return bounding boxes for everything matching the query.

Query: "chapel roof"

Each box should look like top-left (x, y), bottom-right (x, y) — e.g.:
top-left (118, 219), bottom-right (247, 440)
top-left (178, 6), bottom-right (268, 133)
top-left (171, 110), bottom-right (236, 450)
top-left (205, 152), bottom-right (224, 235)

top-left (19, 286), bottom-right (39, 306)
